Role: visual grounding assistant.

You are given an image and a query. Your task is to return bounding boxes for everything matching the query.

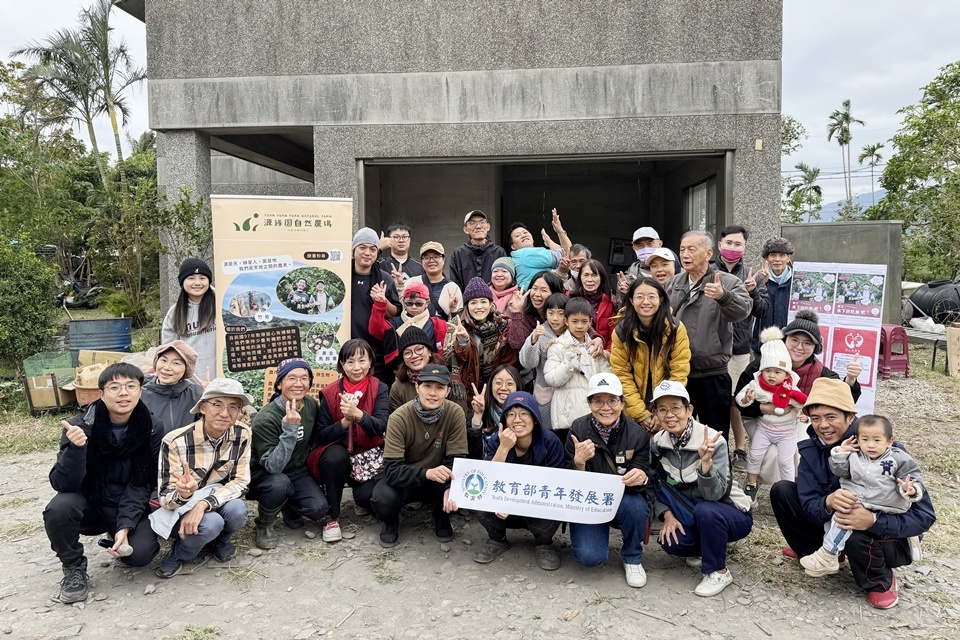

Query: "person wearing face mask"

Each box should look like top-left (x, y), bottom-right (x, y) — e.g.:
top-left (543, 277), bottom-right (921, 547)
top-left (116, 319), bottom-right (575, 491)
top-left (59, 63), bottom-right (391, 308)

top-left (474, 392), bottom-right (564, 570)
top-left (712, 225), bottom-right (769, 467)
top-left (751, 237), bottom-right (795, 354)
top-left (555, 244), bottom-right (592, 292)
top-left (141, 341), bottom-right (202, 442)
top-left (616, 227), bottom-right (681, 308)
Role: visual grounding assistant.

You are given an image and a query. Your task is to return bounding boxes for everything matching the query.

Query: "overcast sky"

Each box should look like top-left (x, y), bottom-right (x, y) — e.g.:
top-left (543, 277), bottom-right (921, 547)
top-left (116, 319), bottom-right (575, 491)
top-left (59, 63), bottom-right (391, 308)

top-left (3, 1), bottom-right (959, 204)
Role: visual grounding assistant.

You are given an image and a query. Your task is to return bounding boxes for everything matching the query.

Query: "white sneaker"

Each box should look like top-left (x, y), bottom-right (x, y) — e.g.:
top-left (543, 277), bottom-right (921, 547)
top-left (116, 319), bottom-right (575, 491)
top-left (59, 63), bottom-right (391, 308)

top-left (685, 556), bottom-right (702, 568)
top-left (800, 547), bottom-right (840, 577)
top-left (694, 570), bottom-right (733, 597)
top-left (624, 563), bottom-right (647, 588)
top-left (322, 519), bottom-right (343, 543)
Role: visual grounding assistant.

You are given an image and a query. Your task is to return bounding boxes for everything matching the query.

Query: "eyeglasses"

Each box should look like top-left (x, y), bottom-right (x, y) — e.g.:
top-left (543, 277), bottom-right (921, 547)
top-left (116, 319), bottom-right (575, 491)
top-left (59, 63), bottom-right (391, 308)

top-left (422, 255), bottom-right (444, 262)
top-left (632, 294), bottom-right (660, 303)
top-left (391, 235), bottom-right (410, 240)
top-left (655, 406), bottom-right (687, 417)
top-left (465, 220), bottom-right (488, 228)
top-left (589, 398), bottom-right (622, 408)
top-left (104, 382), bottom-right (140, 394)
top-left (207, 400), bottom-right (242, 415)
top-left (404, 345), bottom-right (426, 357)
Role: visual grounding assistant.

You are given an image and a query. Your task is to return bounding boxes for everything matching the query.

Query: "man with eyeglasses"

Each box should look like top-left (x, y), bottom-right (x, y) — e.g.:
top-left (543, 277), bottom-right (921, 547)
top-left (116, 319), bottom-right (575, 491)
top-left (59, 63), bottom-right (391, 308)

top-left (565, 373), bottom-right (653, 588)
top-left (153, 378), bottom-right (254, 578)
top-left (450, 210), bottom-right (507, 291)
top-left (377, 222), bottom-right (426, 288)
top-left (405, 241), bottom-right (463, 321)
top-left (555, 243), bottom-right (592, 292)
top-left (43, 363), bottom-right (161, 604)
top-left (770, 379), bottom-right (935, 610)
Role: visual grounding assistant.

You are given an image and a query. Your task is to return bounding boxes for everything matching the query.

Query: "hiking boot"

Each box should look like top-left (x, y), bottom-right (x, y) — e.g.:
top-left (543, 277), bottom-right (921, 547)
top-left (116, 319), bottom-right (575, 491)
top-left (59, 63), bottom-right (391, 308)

top-left (433, 510), bottom-right (453, 542)
top-left (743, 482), bottom-right (759, 504)
top-left (282, 503), bottom-right (304, 529)
top-left (322, 519), bottom-right (343, 543)
top-left (155, 550), bottom-right (183, 579)
top-left (695, 570), bottom-right (733, 597)
top-left (58, 558), bottom-right (88, 604)
top-left (800, 547), bottom-right (840, 577)
top-left (624, 563), bottom-right (647, 588)
top-left (255, 506), bottom-right (281, 549)
top-left (213, 541), bottom-right (236, 562)
top-left (732, 449), bottom-right (748, 471)
top-left (473, 539), bottom-right (511, 564)
top-left (379, 520), bottom-right (399, 548)
top-left (535, 545), bottom-right (560, 571)
top-left (867, 574), bottom-right (899, 609)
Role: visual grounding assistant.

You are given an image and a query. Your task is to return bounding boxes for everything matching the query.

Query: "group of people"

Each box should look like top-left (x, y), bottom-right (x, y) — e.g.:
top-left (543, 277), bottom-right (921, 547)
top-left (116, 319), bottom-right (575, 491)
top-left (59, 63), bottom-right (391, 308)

top-left (43, 216), bottom-right (934, 611)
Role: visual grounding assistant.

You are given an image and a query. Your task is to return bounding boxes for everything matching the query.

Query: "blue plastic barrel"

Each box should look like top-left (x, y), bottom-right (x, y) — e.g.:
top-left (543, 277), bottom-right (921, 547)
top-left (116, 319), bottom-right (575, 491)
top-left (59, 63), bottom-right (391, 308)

top-left (69, 319), bottom-right (133, 366)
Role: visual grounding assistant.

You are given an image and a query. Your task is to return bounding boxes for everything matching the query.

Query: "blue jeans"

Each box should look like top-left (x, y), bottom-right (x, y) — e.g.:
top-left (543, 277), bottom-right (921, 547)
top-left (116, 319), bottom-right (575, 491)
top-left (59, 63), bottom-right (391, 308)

top-left (570, 492), bottom-right (649, 566)
top-left (171, 500), bottom-right (249, 562)
top-left (659, 500), bottom-right (753, 574)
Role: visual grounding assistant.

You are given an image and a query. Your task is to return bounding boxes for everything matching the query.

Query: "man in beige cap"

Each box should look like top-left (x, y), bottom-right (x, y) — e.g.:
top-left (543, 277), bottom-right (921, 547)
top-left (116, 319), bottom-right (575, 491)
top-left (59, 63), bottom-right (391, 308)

top-left (153, 378), bottom-right (253, 578)
top-left (770, 378), bottom-right (935, 610)
top-left (403, 241), bottom-right (463, 321)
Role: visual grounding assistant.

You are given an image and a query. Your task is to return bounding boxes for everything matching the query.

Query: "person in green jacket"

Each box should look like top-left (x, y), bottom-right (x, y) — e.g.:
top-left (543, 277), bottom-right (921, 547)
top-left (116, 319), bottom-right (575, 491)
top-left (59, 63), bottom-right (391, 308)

top-left (249, 358), bottom-right (329, 549)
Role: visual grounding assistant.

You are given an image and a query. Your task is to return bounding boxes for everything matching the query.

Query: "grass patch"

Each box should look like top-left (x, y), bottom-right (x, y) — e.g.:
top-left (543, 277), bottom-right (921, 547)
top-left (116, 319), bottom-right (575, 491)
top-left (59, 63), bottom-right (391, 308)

top-left (0, 416), bottom-right (63, 454)
top-left (294, 544), bottom-right (330, 561)
top-left (227, 565), bottom-right (267, 588)
top-left (0, 521), bottom-right (42, 541)
top-left (178, 625), bottom-right (220, 640)
top-left (366, 549), bottom-right (401, 585)
top-left (0, 496), bottom-right (35, 510)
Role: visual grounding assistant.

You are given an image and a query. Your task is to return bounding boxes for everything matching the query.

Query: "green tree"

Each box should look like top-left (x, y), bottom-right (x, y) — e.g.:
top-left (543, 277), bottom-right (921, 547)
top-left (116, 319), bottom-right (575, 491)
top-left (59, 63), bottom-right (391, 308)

top-left (0, 240), bottom-right (60, 373)
top-left (858, 142), bottom-right (884, 207)
top-left (874, 61), bottom-right (960, 280)
top-left (783, 162), bottom-right (823, 223)
top-left (827, 99), bottom-right (865, 203)
top-left (781, 114), bottom-right (808, 156)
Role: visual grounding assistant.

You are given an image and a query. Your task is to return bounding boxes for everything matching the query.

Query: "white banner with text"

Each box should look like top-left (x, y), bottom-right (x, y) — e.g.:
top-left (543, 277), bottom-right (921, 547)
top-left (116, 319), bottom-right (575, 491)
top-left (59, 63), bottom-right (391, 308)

top-left (451, 459), bottom-right (625, 524)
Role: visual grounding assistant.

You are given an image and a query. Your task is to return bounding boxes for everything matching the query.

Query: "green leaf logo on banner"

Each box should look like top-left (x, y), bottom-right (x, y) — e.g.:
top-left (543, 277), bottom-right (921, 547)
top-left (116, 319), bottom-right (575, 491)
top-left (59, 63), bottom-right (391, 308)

top-left (234, 213), bottom-right (260, 232)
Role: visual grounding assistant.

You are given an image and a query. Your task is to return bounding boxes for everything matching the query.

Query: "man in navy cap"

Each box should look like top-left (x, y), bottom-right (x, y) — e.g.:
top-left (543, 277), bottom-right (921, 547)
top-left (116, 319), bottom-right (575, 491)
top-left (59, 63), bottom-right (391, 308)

top-left (371, 365), bottom-right (468, 548)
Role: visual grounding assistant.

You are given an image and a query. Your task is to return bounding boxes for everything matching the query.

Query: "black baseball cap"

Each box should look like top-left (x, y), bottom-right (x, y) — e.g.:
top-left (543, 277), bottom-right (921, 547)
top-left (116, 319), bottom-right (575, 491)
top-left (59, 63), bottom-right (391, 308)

top-left (417, 364), bottom-right (451, 386)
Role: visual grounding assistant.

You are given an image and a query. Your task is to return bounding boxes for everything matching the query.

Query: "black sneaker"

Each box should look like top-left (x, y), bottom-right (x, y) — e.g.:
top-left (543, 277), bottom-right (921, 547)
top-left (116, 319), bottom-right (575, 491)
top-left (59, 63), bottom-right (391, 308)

top-left (379, 520), bottom-right (399, 548)
top-left (732, 449), bottom-right (748, 471)
top-left (155, 550), bottom-right (183, 579)
top-left (58, 558), bottom-right (88, 604)
top-left (434, 510), bottom-right (453, 542)
top-left (744, 482), bottom-right (759, 504)
top-left (213, 541), bottom-right (236, 562)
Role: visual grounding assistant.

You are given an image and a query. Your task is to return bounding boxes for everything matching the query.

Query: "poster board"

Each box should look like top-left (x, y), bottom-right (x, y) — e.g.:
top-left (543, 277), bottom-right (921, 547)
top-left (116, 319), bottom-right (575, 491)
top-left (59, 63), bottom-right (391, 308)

top-left (211, 196), bottom-right (353, 405)
top-left (788, 262), bottom-right (887, 414)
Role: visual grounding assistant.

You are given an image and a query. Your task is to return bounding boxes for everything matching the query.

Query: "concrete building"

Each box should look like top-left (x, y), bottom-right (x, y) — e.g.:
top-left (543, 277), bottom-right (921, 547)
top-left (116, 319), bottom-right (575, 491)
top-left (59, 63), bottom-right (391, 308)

top-left (115, 0), bottom-right (783, 304)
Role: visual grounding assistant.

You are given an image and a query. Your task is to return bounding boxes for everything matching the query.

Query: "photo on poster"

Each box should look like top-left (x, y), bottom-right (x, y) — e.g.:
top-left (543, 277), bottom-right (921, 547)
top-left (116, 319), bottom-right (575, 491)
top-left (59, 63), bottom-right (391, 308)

top-left (276, 267), bottom-right (345, 316)
top-left (789, 266), bottom-right (837, 315)
top-left (835, 271), bottom-right (885, 318)
top-left (227, 290), bottom-right (274, 321)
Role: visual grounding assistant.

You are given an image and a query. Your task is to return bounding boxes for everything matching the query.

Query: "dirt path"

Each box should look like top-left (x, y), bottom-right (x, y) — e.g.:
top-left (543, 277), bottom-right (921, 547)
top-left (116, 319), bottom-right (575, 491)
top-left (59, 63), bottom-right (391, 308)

top-left (1, 375), bottom-right (959, 640)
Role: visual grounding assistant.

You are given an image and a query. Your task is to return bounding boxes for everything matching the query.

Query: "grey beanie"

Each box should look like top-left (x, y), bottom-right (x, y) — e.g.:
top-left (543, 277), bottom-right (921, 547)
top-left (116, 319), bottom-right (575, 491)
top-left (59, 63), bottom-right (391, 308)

top-left (761, 236), bottom-right (795, 258)
top-left (353, 227), bottom-right (380, 251)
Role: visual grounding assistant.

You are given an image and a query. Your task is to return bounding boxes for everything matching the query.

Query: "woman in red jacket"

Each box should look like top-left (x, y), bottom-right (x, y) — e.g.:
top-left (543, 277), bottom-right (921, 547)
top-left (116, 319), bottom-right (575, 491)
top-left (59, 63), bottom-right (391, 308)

top-left (571, 259), bottom-right (615, 351)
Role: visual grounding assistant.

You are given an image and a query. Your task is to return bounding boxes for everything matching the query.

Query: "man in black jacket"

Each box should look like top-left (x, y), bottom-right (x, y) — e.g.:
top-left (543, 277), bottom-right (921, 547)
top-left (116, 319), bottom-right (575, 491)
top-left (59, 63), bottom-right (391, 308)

top-left (450, 210), bottom-right (507, 290)
top-left (43, 363), bottom-right (161, 604)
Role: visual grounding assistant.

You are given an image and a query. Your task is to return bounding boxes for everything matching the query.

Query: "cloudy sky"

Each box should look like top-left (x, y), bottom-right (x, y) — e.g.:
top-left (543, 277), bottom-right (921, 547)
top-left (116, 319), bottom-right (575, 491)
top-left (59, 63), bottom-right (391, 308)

top-left (3, 1), bottom-right (959, 204)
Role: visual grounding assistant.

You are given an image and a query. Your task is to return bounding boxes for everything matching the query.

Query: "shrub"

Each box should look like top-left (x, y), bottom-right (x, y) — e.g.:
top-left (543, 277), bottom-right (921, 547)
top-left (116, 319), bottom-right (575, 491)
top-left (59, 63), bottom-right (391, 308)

top-left (0, 241), bottom-right (60, 374)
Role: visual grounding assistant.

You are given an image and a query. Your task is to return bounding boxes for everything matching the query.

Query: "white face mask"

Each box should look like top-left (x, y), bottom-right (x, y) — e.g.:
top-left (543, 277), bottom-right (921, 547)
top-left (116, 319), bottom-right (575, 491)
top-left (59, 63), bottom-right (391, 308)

top-left (570, 269), bottom-right (580, 279)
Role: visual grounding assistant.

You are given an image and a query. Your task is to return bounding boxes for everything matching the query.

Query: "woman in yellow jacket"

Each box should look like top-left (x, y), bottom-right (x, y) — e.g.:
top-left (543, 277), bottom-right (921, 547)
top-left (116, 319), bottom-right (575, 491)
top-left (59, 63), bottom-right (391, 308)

top-left (610, 277), bottom-right (691, 429)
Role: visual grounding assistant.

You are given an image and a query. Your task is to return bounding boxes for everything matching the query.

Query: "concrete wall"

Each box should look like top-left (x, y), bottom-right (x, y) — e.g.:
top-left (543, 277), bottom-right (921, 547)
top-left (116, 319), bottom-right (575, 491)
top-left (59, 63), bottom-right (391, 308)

top-left (210, 152), bottom-right (313, 197)
top-left (782, 221), bottom-right (903, 326)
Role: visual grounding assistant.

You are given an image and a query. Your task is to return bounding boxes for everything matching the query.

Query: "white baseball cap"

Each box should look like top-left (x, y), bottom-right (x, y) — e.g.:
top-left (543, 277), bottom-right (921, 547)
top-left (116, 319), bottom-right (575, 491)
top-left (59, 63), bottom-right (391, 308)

top-left (650, 380), bottom-right (690, 403)
top-left (632, 226), bottom-right (660, 242)
top-left (587, 372), bottom-right (623, 398)
top-left (464, 210), bottom-right (487, 224)
top-left (645, 247), bottom-right (676, 266)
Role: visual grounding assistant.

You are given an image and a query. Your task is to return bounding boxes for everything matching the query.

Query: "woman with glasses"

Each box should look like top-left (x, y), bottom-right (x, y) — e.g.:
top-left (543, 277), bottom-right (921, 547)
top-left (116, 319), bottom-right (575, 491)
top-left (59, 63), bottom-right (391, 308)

top-left (565, 373), bottom-right (653, 588)
top-left (649, 380), bottom-right (752, 598)
top-left (368, 281), bottom-right (450, 366)
top-left (610, 277), bottom-right (691, 432)
top-left (389, 327), bottom-right (467, 412)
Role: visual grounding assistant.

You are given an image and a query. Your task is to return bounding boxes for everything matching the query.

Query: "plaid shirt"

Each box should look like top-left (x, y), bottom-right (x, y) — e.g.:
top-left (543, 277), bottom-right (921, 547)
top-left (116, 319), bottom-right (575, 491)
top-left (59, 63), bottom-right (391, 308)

top-left (159, 419), bottom-right (251, 511)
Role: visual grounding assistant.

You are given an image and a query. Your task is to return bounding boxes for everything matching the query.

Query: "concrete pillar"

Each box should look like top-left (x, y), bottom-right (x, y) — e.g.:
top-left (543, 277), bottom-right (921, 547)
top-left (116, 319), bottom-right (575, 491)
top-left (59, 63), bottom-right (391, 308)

top-left (156, 130), bottom-right (212, 310)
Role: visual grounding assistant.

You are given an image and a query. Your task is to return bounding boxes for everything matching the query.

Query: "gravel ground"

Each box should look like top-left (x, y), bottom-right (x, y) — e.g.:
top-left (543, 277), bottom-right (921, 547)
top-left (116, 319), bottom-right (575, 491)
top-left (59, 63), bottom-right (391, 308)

top-left (1, 372), bottom-right (959, 640)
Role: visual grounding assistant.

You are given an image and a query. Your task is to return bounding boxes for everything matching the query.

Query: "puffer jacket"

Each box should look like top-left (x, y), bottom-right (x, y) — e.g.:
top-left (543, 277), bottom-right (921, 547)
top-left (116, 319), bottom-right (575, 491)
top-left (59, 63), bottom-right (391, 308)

top-left (713, 259), bottom-right (769, 356)
top-left (610, 320), bottom-right (691, 423)
top-left (663, 268), bottom-right (752, 377)
top-left (141, 377), bottom-right (202, 441)
top-left (649, 418), bottom-right (752, 518)
top-left (543, 331), bottom-right (611, 431)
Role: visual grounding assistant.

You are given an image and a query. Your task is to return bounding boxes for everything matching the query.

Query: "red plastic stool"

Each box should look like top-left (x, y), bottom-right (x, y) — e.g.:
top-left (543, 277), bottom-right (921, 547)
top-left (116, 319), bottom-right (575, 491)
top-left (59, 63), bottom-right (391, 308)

top-left (879, 324), bottom-right (910, 380)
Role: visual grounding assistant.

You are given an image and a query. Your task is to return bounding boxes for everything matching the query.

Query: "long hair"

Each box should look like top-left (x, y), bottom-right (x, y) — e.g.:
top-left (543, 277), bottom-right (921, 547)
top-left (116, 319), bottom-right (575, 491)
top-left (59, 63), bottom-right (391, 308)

top-left (571, 259), bottom-right (612, 299)
top-left (483, 364), bottom-right (523, 433)
top-left (173, 286), bottom-right (216, 336)
top-left (521, 270), bottom-right (565, 320)
top-left (614, 277), bottom-right (678, 369)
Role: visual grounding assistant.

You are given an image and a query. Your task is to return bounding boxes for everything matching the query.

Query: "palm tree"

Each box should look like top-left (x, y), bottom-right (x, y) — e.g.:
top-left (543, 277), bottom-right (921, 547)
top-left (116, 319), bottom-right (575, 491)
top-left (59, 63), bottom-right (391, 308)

top-left (827, 99), bottom-right (865, 203)
top-left (786, 162), bottom-right (824, 222)
top-left (12, 29), bottom-right (112, 195)
top-left (858, 142), bottom-right (884, 206)
top-left (80, 0), bottom-right (146, 197)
